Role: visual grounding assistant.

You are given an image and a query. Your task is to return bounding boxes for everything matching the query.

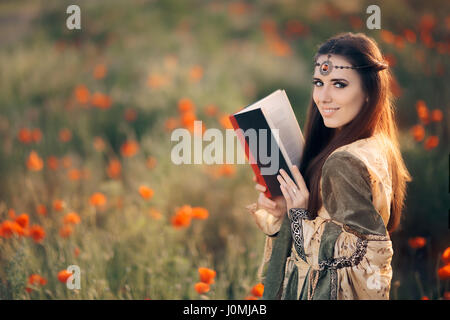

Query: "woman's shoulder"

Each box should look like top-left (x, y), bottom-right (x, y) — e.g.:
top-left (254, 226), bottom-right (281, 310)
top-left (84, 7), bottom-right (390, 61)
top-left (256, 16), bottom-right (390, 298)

top-left (322, 149), bottom-right (370, 185)
top-left (329, 133), bottom-right (383, 158)
top-left (323, 133), bottom-right (392, 192)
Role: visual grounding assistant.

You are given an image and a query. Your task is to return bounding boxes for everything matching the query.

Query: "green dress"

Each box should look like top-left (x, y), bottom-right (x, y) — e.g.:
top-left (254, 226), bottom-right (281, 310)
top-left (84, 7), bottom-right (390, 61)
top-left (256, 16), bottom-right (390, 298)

top-left (254, 134), bottom-right (394, 300)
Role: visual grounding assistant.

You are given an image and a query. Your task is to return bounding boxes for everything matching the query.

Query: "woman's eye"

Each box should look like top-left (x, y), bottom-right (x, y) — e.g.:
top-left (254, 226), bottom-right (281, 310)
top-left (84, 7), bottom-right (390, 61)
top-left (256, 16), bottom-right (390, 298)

top-left (312, 80), bottom-right (346, 88)
top-left (334, 82), bottom-right (347, 88)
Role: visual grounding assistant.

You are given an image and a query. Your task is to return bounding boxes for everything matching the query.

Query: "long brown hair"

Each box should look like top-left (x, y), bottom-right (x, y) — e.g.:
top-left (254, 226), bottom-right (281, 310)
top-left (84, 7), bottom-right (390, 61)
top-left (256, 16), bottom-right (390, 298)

top-left (299, 32), bottom-right (412, 233)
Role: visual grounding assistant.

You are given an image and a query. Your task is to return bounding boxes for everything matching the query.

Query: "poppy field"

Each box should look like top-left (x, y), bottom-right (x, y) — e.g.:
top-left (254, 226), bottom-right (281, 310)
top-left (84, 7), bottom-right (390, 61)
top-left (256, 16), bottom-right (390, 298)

top-left (0, 0), bottom-right (449, 300)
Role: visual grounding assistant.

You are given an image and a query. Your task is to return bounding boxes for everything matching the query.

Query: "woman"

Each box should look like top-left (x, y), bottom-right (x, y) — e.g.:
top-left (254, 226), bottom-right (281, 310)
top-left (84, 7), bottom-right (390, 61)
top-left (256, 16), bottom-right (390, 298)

top-left (247, 32), bottom-right (412, 300)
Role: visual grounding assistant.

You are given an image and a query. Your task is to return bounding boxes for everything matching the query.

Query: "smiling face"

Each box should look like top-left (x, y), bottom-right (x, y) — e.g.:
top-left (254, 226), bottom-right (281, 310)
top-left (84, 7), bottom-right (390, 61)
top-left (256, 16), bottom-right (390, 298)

top-left (313, 54), bottom-right (367, 131)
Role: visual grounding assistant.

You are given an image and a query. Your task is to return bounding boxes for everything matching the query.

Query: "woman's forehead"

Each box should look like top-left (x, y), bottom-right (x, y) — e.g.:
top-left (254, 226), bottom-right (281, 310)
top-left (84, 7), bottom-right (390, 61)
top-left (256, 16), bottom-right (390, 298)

top-left (316, 54), bottom-right (351, 65)
top-left (313, 54), bottom-right (359, 79)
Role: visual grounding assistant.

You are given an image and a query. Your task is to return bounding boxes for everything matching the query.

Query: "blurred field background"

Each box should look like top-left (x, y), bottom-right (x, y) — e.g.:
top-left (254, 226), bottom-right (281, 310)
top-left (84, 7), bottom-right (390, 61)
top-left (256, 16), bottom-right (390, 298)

top-left (0, 0), bottom-right (449, 300)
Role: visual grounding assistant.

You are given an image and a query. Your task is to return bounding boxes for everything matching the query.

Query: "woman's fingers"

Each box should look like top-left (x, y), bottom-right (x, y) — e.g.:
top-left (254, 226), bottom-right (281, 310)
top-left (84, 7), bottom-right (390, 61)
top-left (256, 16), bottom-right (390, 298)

top-left (290, 165), bottom-right (308, 194)
top-left (264, 198), bottom-right (277, 209)
top-left (277, 174), bottom-right (295, 200)
top-left (255, 183), bottom-right (266, 192)
top-left (273, 196), bottom-right (287, 213)
top-left (258, 192), bottom-right (276, 209)
top-left (277, 174), bottom-right (287, 191)
top-left (279, 184), bottom-right (291, 205)
top-left (279, 169), bottom-right (298, 193)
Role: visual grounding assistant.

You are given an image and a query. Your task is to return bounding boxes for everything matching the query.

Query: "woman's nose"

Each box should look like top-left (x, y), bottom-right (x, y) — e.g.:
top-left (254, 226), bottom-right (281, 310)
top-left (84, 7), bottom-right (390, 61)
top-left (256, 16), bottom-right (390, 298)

top-left (318, 83), bottom-right (332, 104)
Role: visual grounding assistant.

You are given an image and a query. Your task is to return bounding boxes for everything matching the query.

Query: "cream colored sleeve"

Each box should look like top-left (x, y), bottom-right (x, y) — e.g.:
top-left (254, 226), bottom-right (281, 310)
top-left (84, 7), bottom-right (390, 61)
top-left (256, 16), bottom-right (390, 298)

top-left (246, 203), bottom-right (283, 237)
top-left (334, 231), bottom-right (394, 300)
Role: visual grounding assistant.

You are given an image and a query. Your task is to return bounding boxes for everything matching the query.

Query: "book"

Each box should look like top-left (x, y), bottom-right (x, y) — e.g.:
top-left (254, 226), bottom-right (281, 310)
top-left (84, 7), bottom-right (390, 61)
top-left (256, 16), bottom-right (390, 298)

top-left (229, 89), bottom-right (305, 199)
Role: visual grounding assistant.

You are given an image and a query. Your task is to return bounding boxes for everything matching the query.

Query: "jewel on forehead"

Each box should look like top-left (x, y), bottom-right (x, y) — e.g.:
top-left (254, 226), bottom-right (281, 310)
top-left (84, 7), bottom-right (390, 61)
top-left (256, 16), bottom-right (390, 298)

top-left (319, 54), bottom-right (333, 76)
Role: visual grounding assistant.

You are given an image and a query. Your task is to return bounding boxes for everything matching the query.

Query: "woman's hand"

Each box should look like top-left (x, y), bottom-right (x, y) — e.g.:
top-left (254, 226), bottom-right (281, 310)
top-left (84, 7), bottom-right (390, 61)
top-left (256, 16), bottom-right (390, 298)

top-left (253, 176), bottom-right (287, 219)
top-left (277, 165), bottom-right (309, 214)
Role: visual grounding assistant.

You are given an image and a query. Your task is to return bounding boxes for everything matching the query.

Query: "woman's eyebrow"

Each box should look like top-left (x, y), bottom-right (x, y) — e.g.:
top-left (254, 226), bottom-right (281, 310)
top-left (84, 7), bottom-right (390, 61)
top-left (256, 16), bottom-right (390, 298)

top-left (330, 78), bottom-right (349, 82)
top-left (313, 77), bottom-right (348, 82)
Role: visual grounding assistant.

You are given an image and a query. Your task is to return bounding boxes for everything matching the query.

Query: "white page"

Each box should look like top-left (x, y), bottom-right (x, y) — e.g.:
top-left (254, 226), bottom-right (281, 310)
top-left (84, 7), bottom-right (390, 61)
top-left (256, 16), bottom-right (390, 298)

top-left (260, 90), bottom-right (304, 171)
top-left (234, 89), bottom-right (282, 115)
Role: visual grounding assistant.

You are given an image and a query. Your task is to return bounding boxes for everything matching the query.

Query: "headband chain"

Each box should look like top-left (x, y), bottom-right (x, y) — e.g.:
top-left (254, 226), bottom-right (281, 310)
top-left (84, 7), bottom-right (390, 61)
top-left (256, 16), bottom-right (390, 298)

top-left (315, 37), bottom-right (388, 75)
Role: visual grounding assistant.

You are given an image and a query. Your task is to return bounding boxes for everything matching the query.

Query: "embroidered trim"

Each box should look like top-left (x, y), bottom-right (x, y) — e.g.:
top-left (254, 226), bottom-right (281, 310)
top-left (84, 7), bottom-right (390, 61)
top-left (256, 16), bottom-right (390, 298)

top-left (318, 237), bottom-right (368, 271)
top-left (289, 208), bottom-right (314, 263)
top-left (288, 208), bottom-right (313, 220)
top-left (330, 269), bottom-right (337, 300)
top-left (343, 224), bottom-right (390, 241)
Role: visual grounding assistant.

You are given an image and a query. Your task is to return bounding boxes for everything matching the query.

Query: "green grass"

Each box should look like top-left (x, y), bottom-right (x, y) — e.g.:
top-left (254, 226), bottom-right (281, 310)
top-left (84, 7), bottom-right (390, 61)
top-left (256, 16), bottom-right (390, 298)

top-left (0, 0), bottom-right (449, 299)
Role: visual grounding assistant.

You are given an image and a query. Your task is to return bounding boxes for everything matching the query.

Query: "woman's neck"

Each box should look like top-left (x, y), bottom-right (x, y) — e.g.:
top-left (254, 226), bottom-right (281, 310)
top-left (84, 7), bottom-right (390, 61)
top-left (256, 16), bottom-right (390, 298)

top-left (333, 127), bottom-right (342, 138)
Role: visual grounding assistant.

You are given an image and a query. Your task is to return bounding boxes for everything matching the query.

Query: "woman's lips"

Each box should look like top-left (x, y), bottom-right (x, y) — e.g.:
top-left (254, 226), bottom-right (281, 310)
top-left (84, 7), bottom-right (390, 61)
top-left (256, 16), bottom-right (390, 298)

top-left (322, 107), bottom-right (340, 117)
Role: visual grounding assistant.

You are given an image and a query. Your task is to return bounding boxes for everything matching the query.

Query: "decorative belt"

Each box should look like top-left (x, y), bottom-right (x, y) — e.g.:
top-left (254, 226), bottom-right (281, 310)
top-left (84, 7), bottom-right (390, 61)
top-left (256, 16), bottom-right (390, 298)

top-left (287, 208), bottom-right (370, 300)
